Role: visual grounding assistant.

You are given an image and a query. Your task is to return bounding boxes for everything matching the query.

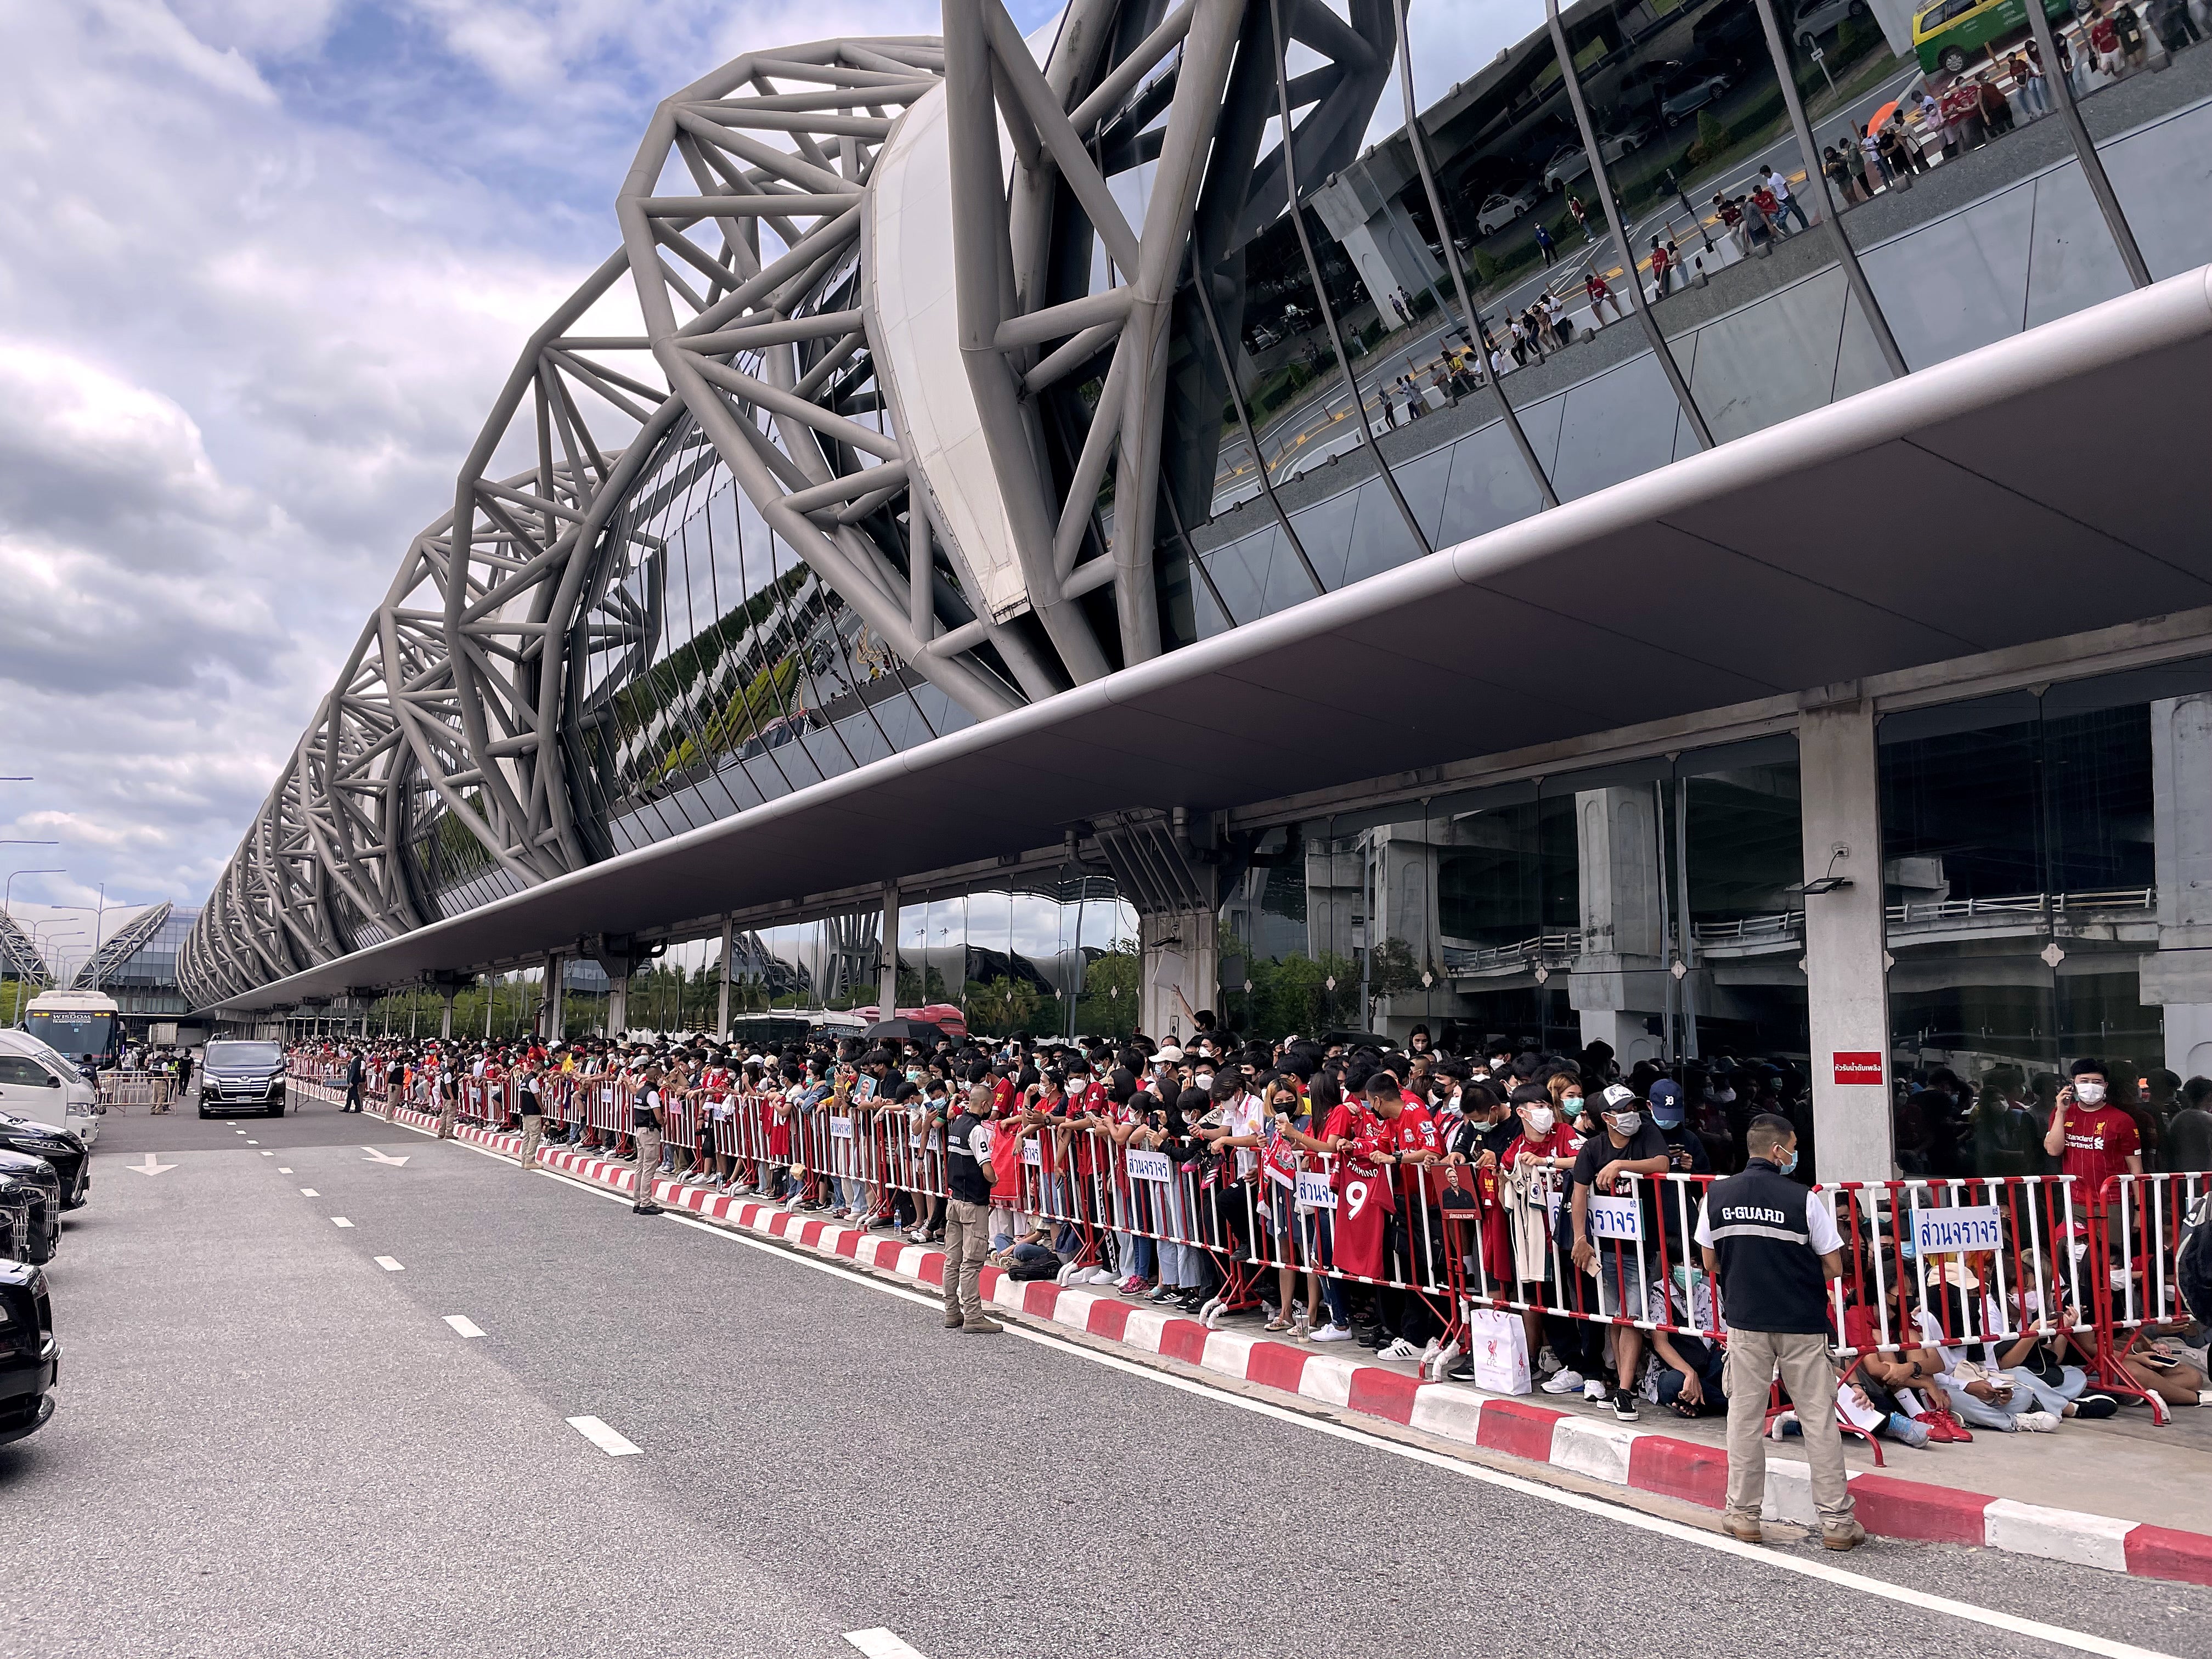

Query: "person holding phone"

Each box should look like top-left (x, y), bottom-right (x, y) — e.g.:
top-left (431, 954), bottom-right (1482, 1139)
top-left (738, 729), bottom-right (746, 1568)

top-left (2042, 1058), bottom-right (2143, 1199)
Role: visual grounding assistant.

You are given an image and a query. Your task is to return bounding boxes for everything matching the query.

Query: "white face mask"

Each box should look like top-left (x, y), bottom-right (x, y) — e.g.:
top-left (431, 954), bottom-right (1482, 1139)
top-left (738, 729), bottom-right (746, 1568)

top-left (1194, 1073), bottom-right (1214, 1091)
top-left (2075, 1081), bottom-right (2107, 1105)
top-left (1524, 1105), bottom-right (1556, 1137)
top-left (1606, 1111), bottom-right (1643, 1136)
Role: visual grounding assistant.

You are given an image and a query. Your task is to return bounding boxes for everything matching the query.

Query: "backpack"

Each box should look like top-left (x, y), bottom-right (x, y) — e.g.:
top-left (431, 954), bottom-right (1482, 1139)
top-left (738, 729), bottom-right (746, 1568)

top-left (2180, 1194), bottom-right (2212, 1328)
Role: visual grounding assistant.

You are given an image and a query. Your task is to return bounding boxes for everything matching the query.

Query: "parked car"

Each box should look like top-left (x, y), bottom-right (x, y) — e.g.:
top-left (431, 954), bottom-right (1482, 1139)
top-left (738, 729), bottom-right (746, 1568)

top-left (1475, 182), bottom-right (1544, 234)
top-left (0, 1030), bottom-right (103, 1149)
top-left (1539, 126), bottom-right (1652, 191)
top-left (0, 1116), bottom-right (87, 1212)
top-left (199, 1037), bottom-right (288, 1118)
top-left (0, 1152), bottom-right (59, 1266)
top-left (0, 1259), bottom-right (57, 1448)
top-left (1792, 0), bottom-right (1870, 44)
top-left (1661, 72), bottom-right (1733, 124)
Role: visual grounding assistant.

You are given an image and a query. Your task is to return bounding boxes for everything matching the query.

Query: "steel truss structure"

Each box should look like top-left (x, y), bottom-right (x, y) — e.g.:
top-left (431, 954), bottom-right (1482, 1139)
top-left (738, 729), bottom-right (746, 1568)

top-left (182, 9), bottom-right (1408, 1010)
top-left (68, 901), bottom-right (173, 992)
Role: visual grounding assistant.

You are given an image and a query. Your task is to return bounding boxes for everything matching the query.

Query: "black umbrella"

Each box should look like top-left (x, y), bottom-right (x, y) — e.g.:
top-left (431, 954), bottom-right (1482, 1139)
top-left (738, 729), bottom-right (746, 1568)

top-left (862, 1018), bottom-right (950, 1047)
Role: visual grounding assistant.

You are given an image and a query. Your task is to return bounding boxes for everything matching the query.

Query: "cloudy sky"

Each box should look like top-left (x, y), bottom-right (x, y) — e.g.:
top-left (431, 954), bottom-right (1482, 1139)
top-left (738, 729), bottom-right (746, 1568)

top-left (0, 0), bottom-right (1536, 942)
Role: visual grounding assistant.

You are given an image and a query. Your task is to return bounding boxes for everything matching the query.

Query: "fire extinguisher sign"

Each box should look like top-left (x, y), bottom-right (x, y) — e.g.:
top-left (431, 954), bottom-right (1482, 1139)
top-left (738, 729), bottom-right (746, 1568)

top-left (1832, 1051), bottom-right (1884, 1086)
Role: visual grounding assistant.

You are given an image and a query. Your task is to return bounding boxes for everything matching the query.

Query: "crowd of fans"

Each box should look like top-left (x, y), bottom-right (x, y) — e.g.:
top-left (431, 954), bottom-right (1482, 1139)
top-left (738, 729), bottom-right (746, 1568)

top-left (288, 1017), bottom-right (2210, 1447)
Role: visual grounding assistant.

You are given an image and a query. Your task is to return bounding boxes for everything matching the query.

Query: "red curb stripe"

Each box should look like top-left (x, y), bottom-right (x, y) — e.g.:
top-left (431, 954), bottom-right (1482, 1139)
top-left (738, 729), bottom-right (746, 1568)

top-left (1346, 1365), bottom-right (1421, 1425)
top-left (1022, 1283), bottom-right (1062, 1318)
top-left (2124, 1522), bottom-right (2212, 1587)
top-left (833, 1231), bottom-right (862, 1259)
top-left (1158, 1319), bottom-right (1208, 1365)
top-left (1476, 1400), bottom-right (1565, 1462)
top-left (1086, 1300), bottom-right (1132, 1341)
top-left (1627, 1434), bottom-right (1729, 1509)
top-left (1847, 1474), bottom-right (1989, 1545)
top-left (917, 1253), bottom-right (947, 1289)
top-left (1245, 1341), bottom-right (1308, 1393)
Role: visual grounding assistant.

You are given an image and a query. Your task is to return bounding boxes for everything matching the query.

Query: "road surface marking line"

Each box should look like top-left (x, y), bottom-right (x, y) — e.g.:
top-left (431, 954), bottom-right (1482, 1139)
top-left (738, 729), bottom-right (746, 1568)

top-left (844, 1630), bottom-right (929, 1659)
top-left (258, 1151), bottom-right (272, 1156)
top-left (620, 1201), bottom-right (2172, 1659)
top-left (331, 1217), bottom-right (353, 1228)
top-left (278, 1167), bottom-right (292, 1173)
top-left (300, 1187), bottom-right (319, 1197)
top-left (443, 1314), bottom-right (484, 1338)
top-left (566, 1415), bottom-right (640, 1456)
top-left (246, 1140), bottom-right (258, 1145)
top-left (374, 1256), bottom-right (404, 1272)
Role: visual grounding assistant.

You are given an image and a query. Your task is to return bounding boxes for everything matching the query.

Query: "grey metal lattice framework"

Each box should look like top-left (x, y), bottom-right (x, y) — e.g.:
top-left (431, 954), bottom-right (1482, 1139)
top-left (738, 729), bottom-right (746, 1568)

top-left (67, 901), bottom-right (172, 992)
top-left (0, 914), bottom-right (46, 987)
top-left (181, 15), bottom-right (1400, 1010)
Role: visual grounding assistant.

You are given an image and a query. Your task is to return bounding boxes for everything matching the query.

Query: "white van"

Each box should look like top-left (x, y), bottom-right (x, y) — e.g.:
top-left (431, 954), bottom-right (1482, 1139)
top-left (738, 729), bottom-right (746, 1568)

top-left (0, 1030), bottom-right (102, 1148)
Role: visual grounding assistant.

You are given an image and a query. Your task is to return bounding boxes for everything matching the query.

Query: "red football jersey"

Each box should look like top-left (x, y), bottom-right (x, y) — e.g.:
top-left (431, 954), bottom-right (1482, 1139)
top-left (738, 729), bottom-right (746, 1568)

top-left (1333, 1152), bottom-right (1391, 1279)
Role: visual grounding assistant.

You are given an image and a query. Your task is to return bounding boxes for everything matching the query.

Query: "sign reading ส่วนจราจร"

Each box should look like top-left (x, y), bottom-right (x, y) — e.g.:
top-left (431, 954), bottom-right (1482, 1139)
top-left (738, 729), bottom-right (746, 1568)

top-left (1588, 1195), bottom-right (1643, 1242)
top-left (1124, 1149), bottom-right (1173, 1183)
top-left (1911, 1204), bottom-right (2003, 1256)
top-left (1295, 1171), bottom-right (1338, 1210)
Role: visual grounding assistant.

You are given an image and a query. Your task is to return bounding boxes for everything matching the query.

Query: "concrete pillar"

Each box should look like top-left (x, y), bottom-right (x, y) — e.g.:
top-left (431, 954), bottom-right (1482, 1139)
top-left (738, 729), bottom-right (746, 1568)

top-left (1570, 787), bottom-right (1669, 1065)
top-left (606, 977), bottom-right (627, 1039)
top-left (546, 953), bottom-right (565, 1041)
top-left (439, 992), bottom-right (454, 1041)
top-left (716, 919), bottom-right (733, 1040)
top-left (878, 883), bottom-right (900, 1020)
top-left (2141, 694), bottom-right (2212, 1076)
top-left (483, 974), bottom-right (495, 1039)
top-left (1141, 907), bottom-right (1218, 1043)
top-left (1799, 696), bottom-right (1895, 1183)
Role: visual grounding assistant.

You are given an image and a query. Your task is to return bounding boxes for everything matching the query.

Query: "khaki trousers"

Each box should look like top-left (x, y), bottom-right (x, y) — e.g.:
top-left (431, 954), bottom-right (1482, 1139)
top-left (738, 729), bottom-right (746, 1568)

top-left (517, 1115), bottom-right (543, 1170)
top-left (942, 1198), bottom-right (991, 1325)
top-left (437, 1097), bottom-right (456, 1138)
top-left (633, 1125), bottom-right (663, 1204)
top-left (1723, 1328), bottom-right (1855, 1527)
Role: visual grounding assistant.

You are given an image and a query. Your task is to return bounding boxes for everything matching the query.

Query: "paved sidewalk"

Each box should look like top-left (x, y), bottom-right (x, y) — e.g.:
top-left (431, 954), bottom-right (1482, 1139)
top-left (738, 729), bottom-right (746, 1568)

top-left (323, 1084), bottom-right (2212, 1584)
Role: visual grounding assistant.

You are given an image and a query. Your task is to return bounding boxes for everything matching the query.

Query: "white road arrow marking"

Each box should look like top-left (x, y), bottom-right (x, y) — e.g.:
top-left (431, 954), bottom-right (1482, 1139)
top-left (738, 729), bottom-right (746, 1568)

top-left (127, 1154), bottom-right (176, 1177)
top-left (443, 1314), bottom-right (484, 1339)
top-left (360, 1146), bottom-right (410, 1166)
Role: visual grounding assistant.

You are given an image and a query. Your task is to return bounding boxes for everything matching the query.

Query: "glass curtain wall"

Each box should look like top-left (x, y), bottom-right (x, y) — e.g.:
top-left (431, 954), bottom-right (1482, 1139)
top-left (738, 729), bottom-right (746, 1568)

top-left (898, 879), bottom-right (1141, 1041)
top-left (1875, 663), bottom-right (2212, 1177)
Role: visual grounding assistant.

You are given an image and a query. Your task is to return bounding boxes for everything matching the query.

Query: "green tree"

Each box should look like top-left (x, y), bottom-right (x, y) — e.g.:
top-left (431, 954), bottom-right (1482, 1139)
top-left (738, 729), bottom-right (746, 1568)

top-left (1075, 943), bottom-right (1139, 1039)
top-left (964, 976), bottom-right (1041, 1039)
top-left (1686, 108), bottom-right (1729, 168)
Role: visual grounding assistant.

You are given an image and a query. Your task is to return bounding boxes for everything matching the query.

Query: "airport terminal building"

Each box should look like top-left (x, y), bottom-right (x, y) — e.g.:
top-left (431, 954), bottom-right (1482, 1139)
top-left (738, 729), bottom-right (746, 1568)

top-left (182, 0), bottom-right (2212, 1183)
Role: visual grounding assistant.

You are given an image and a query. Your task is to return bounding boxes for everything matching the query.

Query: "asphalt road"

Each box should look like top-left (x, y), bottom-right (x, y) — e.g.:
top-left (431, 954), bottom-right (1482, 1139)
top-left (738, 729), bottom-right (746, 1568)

top-left (10, 1086), bottom-right (2212, 1658)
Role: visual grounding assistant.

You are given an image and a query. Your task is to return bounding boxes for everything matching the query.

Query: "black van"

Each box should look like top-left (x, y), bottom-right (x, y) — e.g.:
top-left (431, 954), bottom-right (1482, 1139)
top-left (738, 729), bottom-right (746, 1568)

top-left (0, 1261), bottom-right (58, 1446)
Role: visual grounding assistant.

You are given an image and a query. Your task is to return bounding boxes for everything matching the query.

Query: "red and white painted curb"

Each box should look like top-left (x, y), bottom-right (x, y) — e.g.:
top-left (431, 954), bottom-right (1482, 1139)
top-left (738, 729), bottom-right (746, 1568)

top-left (318, 1084), bottom-right (2212, 1586)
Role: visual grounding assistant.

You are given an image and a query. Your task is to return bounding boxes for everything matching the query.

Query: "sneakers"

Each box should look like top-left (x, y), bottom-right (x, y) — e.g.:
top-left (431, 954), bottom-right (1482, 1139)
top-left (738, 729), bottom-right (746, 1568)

top-left (1311, 1323), bottom-right (1355, 1344)
top-left (1534, 1345), bottom-right (1564, 1378)
top-left (631, 1201), bottom-right (664, 1216)
top-left (1378, 1338), bottom-right (1420, 1362)
top-left (1084, 1266), bottom-right (1118, 1286)
top-left (2069, 1393), bottom-right (2120, 1420)
top-left (959, 1317), bottom-right (1004, 1335)
top-left (1768, 1409), bottom-right (1800, 1440)
top-left (1539, 1369), bottom-right (1585, 1395)
top-left (1821, 1520), bottom-right (1869, 1553)
top-left (2018, 1409), bottom-right (2063, 1433)
top-left (1887, 1412), bottom-right (1931, 1448)
top-left (1147, 1284), bottom-right (1180, 1304)
top-left (1612, 1389), bottom-right (1639, 1423)
top-left (1583, 1378), bottom-right (1608, 1404)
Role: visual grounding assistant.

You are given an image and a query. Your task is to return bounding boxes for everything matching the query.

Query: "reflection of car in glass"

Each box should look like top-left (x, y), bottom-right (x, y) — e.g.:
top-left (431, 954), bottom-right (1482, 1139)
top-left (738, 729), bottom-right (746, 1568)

top-left (1540, 127), bottom-right (1649, 191)
top-left (1661, 72), bottom-right (1733, 124)
top-left (1475, 183), bottom-right (1543, 234)
top-left (1912, 0), bottom-right (2070, 73)
top-left (737, 710), bottom-right (811, 762)
top-left (1793, 0), bottom-right (1869, 44)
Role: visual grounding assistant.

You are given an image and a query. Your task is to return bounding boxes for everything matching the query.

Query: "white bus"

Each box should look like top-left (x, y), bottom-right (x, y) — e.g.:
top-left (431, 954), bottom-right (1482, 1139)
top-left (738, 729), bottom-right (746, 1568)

top-left (22, 989), bottom-right (119, 1068)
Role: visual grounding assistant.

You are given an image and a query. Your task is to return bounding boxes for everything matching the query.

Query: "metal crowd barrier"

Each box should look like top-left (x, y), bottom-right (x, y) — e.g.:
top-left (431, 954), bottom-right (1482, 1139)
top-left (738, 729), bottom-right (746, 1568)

top-left (98, 1071), bottom-right (172, 1109)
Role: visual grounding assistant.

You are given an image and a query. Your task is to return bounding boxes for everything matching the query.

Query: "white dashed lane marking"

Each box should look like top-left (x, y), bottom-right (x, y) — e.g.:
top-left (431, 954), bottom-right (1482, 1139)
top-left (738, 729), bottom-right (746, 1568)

top-left (845, 1630), bottom-right (929, 1659)
top-left (374, 1256), bottom-right (404, 1272)
top-left (565, 1415), bottom-right (640, 1456)
top-left (331, 1217), bottom-right (353, 1228)
top-left (442, 1314), bottom-right (484, 1339)
top-left (299, 1188), bottom-right (318, 1197)
top-left (278, 1167), bottom-right (292, 1173)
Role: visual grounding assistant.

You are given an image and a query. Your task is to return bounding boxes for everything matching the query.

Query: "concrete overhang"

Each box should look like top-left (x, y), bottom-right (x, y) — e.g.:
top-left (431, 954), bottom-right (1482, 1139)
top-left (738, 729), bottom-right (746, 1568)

top-left (202, 268), bottom-right (2212, 1015)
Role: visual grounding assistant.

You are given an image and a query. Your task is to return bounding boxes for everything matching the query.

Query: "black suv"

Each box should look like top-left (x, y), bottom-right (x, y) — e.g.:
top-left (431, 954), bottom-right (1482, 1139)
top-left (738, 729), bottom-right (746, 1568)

top-left (0, 1117), bottom-right (87, 1211)
top-left (0, 1261), bottom-right (58, 1446)
top-left (0, 1153), bottom-right (60, 1266)
top-left (199, 1039), bottom-right (288, 1118)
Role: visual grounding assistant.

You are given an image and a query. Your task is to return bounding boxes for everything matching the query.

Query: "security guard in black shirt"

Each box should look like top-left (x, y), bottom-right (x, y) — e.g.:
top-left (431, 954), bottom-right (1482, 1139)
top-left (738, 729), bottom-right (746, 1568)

top-left (1695, 1113), bottom-right (1862, 1550)
top-left (942, 1084), bottom-right (1001, 1333)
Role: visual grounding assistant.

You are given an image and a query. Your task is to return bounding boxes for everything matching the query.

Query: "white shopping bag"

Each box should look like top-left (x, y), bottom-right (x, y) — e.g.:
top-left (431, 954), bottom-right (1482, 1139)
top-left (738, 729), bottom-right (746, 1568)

top-left (1465, 1307), bottom-right (1532, 1395)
